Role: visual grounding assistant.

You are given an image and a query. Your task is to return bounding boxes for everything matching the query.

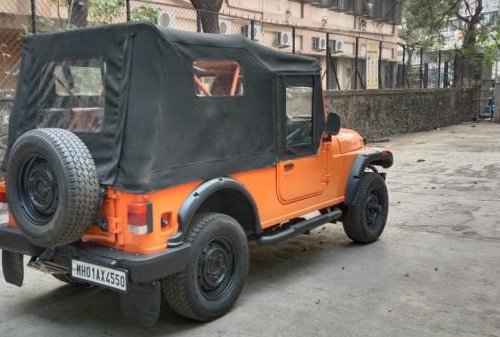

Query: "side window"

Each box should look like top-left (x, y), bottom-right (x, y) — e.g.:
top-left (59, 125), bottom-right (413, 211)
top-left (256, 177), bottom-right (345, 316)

top-left (285, 86), bottom-right (313, 148)
top-left (193, 60), bottom-right (244, 97)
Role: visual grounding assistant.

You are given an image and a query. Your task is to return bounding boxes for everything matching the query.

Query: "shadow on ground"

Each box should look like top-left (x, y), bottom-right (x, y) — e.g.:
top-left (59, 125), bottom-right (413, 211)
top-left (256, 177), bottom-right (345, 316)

top-left (13, 227), bottom-right (355, 336)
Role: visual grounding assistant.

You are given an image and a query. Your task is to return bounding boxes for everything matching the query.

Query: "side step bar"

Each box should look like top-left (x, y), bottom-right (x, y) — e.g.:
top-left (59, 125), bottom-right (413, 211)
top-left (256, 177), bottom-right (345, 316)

top-left (257, 208), bottom-right (343, 245)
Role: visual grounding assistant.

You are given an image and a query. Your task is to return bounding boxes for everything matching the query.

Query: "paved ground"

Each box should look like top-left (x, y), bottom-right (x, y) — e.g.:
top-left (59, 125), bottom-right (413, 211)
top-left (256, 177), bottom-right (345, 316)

top-left (0, 121), bottom-right (499, 337)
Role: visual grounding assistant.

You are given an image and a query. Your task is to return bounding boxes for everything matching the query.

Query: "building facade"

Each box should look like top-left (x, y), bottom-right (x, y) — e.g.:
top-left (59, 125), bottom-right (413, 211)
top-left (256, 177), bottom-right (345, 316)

top-left (0, 0), bottom-right (402, 91)
top-left (152, 0), bottom-right (402, 90)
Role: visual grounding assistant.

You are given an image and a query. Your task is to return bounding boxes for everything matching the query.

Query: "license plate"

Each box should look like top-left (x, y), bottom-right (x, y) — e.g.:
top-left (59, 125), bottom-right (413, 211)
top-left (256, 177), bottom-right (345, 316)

top-left (71, 260), bottom-right (128, 292)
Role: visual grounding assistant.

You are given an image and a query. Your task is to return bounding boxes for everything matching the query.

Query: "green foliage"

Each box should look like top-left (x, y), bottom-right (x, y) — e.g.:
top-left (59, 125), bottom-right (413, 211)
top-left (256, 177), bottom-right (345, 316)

top-left (400, 0), bottom-right (500, 64)
top-left (131, 6), bottom-right (159, 23)
top-left (400, 0), bottom-right (456, 47)
top-left (36, 17), bottom-right (60, 32)
top-left (475, 24), bottom-right (500, 63)
top-left (88, 0), bottom-right (125, 25)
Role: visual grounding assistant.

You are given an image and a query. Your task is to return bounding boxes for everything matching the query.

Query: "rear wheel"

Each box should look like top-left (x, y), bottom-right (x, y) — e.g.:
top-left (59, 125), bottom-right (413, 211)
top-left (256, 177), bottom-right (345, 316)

top-left (343, 172), bottom-right (388, 243)
top-left (162, 213), bottom-right (249, 321)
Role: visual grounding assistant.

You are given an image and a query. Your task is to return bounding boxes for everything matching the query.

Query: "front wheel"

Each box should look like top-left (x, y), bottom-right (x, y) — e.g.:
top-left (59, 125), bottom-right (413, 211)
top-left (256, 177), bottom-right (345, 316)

top-left (343, 172), bottom-right (389, 244)
top-left (162, 213), bottom-right (249, 321)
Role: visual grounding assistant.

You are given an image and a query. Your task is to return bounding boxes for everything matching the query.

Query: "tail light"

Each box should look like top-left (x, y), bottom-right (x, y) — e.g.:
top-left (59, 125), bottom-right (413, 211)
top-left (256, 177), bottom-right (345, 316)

top-left (127, 202), bottom-right (153, 235)
top-left (0, 183), bottom-right (6, 203)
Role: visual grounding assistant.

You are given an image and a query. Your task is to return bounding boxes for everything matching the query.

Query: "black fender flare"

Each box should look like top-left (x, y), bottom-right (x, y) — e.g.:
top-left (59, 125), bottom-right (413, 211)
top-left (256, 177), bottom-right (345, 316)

top-left (168, 177), bottom-right (261, 247)
top-left (344, 151), bottom-right (393, 206)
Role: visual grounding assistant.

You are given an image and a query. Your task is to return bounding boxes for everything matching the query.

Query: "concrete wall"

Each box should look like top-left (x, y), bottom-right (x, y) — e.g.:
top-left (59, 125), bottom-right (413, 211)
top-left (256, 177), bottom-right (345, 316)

top-left (325, 88), bottom-right (479, 139)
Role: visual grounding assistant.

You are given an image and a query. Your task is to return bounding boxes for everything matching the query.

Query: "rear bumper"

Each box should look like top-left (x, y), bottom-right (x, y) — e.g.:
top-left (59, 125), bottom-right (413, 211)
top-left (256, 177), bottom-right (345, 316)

top-left (0, 224), bottom-right (191, 284)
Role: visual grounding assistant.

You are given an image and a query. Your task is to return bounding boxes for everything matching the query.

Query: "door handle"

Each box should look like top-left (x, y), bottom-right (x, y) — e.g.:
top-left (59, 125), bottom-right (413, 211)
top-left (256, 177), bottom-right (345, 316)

top-left (284, 162), bottom-right (294, 171)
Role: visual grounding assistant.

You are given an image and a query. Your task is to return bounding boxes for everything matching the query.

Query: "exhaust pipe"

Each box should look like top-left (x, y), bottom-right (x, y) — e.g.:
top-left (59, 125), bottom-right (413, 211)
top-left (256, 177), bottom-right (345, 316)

top-left (27, 258), bottom-right (68, 275)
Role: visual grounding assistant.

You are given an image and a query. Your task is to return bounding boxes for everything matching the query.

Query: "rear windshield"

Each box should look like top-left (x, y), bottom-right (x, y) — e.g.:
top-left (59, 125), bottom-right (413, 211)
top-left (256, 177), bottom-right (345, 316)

top-left (37, 58), bottom-right (106, 133)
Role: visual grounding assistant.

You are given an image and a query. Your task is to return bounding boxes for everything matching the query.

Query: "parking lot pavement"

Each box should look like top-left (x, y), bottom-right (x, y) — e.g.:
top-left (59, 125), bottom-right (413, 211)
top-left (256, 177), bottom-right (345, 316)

top-left (0, 121), bottom-right (499, 337)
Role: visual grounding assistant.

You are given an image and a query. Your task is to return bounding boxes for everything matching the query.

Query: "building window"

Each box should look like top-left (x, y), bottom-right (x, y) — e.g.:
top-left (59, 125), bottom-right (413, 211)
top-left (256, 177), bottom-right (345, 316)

top-left (193, 60), bottom-right (244, 97)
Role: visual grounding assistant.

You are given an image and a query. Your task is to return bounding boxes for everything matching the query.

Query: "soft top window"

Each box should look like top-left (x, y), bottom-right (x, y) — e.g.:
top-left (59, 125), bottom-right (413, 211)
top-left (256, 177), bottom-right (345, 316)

top-left (193, 60), bottom-right (244, 97)
top-left (54, 65), bottom-right (103, 97)
top-left (37, 58), bottom-right (106, 134)
top-left (285, 86), bottom-right (313, 148)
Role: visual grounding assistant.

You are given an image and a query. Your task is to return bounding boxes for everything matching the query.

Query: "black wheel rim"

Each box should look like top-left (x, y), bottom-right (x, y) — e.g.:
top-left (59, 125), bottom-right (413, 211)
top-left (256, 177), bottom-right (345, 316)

top-left (366, 189), bottom-right (383, 230)
top-left (197, 236), bottom-right (236, 301)
top-left (17, 155), bottom-right (59, 225)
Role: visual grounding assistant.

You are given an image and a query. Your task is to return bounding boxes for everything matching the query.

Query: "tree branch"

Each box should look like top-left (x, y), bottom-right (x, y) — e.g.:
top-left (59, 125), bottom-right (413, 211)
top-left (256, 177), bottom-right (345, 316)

top-left (432, 0), bottom-right (462, 30)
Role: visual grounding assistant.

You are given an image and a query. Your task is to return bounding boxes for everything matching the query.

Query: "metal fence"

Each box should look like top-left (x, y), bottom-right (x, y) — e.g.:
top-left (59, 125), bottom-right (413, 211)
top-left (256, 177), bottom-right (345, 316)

top-left (398, 46), bottom-right (480, 89)
top-left (0, 0), bottom-right (35, 94)
top-left (0, 0), bottom-right (480, 97)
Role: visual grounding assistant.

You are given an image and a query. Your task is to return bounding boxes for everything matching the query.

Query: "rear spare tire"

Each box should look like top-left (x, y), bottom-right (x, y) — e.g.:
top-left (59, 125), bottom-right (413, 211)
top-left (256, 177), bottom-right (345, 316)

top-left (6, 128), bottom-right (100, 248)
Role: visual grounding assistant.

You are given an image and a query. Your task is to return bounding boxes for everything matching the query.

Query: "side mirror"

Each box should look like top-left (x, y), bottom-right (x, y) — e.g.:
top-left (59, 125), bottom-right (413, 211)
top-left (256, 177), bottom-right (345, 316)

top-left (325, 112), bottom-right (341, 136)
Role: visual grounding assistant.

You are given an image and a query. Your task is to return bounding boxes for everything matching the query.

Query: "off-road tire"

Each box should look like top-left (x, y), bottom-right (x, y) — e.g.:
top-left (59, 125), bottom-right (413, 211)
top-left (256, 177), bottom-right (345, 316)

top-left (162, 213), bottom-right (249, 321)
top-left (343, 172), bottom-right (388, 244)
top-left (6, 128), bottom-right (100, 248)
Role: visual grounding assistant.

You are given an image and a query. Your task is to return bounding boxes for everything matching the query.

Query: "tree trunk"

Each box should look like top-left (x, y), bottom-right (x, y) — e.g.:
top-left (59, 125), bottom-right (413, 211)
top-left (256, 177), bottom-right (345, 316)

top-left (68, 0), bottom-right (88, 27)
top-left (458, 0), bottom-right (483, 49)
top-left (198, 9), bottom-right (220, 33)
top-left (406, 48), bottom-right (414, 67)
top-left (462, 25), bottom-right (477, 49)
top-left (190, 0), bottom-right (223, 33)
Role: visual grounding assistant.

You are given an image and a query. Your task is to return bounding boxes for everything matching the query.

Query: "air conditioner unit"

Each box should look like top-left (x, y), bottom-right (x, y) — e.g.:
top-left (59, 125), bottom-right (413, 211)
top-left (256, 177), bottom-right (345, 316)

top-left (241, 24), bottom-right (262, 41)
top-left (157, 11), bottom-right (176, 28)
top-left (312, 37), bottom-right (327, 51)
top-left (275, 31), bottom-right (291, 48)
top-left (219, 20), bottom-right (232, 35)
top-left (336, 40), bottom-right (343, 52)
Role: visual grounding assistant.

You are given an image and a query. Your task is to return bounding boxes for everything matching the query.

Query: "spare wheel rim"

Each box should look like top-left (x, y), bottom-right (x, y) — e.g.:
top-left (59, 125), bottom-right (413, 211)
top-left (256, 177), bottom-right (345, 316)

top-left (18, 154), bottom-right (59, 225)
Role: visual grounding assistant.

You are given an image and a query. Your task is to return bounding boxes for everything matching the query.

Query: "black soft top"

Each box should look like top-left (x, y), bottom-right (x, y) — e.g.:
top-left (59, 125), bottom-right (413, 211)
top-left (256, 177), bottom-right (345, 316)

top-left (5, 22), bottom-right (325, 192)
top-left (159, 25), bottom-right (319, 73)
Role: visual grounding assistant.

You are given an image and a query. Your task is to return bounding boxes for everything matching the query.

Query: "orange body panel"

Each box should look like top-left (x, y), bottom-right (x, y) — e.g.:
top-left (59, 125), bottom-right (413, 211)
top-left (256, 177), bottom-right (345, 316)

top-left (2, 129), bottom-right (385, 254)
top-left (276, 142), bottom-right (329, 203)
top-left (67, 130), bottom-right (383, 254)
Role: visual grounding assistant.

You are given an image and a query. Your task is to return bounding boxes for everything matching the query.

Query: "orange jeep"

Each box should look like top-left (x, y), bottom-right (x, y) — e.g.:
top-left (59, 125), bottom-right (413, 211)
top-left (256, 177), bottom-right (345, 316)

top-left (0, 23), bottom-right (392, 326)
